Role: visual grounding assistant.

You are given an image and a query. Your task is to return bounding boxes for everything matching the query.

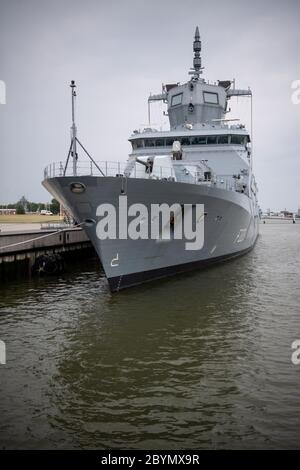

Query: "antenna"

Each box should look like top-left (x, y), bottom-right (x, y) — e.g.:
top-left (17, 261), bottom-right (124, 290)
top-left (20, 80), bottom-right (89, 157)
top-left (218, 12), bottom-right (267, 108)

top-left (70, 80), bottom-right (78, 176)
top-left (63, 81), bottom-right (105, 177)
top-left (189, 26), bottom-right (204, 80)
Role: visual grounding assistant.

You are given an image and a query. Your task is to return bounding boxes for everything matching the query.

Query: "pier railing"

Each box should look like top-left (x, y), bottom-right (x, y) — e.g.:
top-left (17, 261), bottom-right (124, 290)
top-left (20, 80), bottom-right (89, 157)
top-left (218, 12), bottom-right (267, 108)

top-left (44, 161), bottom-right (238, 192)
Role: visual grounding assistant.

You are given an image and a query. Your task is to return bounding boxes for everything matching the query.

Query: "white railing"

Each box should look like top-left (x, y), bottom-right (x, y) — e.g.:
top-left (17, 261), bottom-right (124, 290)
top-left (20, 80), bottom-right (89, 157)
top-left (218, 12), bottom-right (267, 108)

top-left (43, 161), bottom-right (128, 179)
top-left (43, 161), bottom-right (238, 193)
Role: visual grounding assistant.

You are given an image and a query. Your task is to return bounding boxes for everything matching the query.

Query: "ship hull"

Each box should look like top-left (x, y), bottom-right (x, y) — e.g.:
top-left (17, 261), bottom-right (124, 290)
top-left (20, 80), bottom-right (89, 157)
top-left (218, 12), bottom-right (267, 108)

top-left (43, 176), bottom-right (259, 292)
top-left (107, 244), bottom-right (255, 291)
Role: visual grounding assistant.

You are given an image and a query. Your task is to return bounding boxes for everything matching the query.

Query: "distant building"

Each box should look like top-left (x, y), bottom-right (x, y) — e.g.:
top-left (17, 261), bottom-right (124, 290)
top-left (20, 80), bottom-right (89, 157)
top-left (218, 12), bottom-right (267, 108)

top-left (0, 208), bottom-right (16, 215)
top-left (280, 210), bottom-right (293, 218)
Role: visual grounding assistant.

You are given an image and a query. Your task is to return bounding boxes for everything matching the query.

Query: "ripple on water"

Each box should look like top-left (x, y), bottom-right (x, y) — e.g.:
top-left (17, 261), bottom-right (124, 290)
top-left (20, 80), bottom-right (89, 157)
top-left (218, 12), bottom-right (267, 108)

top-left (0, 225), bottom-right (300, 448)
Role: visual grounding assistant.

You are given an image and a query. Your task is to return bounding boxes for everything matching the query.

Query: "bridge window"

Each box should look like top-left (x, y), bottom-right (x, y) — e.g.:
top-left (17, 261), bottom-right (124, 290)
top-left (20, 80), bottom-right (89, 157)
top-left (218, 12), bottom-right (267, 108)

top-left (132, 134), bottom-right (234, 150)
top-left (191, 136), bottom-right (207, 145)
top-left (230, 135), bottom-right (246, 145)
top-left (203, 92), bottom-right (219, 104)
top-left (144, 139), bottom-right (155, 147)
top-left (131, 139), bottom-right (144, 149)
top-left (207, 135), bottom-right (217, 145)
top-left (218, 135), bottom-right (229, 144)
top-left (171, 93), bottom-right (183, 106)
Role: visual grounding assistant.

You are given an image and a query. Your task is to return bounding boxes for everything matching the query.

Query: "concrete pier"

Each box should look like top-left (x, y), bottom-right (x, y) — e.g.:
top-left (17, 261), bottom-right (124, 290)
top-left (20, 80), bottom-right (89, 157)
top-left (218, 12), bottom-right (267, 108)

top-left (0, 226), bottom-right (93, 280)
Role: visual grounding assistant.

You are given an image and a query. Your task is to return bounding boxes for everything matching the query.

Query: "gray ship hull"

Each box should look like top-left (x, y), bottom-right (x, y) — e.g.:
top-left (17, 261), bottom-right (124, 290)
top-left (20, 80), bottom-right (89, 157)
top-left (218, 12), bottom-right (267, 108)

top-left (43, 176), bottom-right (259, 291)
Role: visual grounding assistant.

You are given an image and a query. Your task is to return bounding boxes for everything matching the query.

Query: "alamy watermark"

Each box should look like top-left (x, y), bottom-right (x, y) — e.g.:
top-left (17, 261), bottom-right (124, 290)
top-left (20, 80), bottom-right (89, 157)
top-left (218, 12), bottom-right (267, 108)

top-left (0, 80), bottom-right (6, 104)
top-left (291, 80), bottom-right (300, 105)
top-left (95, 196), bottom-right (205, 251)
top-left (0, 340), bottom-right (6, 365)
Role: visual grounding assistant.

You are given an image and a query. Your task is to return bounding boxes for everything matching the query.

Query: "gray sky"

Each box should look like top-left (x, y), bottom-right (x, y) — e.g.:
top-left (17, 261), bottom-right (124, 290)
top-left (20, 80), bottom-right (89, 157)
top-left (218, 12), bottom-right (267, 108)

top-left (0, 0), bottom-right (299, 211)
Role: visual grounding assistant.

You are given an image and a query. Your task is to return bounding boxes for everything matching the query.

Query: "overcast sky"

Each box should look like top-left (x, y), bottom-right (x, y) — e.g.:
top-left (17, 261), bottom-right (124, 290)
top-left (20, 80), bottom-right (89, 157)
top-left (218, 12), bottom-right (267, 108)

top-left (0, 0), bottom-right (299, 211)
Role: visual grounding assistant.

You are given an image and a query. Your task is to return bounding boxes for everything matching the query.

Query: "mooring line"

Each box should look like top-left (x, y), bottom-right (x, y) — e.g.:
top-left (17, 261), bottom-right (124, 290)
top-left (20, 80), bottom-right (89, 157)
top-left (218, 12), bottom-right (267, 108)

top-left (0, 222), bottom-right (85, 251)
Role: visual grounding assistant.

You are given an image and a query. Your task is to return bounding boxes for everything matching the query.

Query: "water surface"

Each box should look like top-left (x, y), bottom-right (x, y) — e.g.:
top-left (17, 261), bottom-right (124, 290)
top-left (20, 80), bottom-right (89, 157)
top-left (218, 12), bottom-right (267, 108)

top-left (0, 222), bottom-right (300, 449)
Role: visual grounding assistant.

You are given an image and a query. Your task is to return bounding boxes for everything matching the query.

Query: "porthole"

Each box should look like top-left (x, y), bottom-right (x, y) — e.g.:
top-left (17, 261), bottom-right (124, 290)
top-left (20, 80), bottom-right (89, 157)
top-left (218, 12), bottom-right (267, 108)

top-left (69, 182), bottom-right (86, 194)
top-left (84, 218), bottom-right (96, 227)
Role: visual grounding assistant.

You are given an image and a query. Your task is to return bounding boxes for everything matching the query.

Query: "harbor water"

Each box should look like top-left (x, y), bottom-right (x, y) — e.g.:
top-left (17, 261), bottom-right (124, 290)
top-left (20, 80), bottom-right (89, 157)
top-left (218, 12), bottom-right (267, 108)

top-left (0, 221), bottom-right (300, 449)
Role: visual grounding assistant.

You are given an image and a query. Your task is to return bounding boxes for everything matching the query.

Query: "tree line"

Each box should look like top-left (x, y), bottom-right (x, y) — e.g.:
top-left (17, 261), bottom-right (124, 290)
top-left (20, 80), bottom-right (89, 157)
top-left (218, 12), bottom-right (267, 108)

top-left (0, 197), bottom-right (60, 214)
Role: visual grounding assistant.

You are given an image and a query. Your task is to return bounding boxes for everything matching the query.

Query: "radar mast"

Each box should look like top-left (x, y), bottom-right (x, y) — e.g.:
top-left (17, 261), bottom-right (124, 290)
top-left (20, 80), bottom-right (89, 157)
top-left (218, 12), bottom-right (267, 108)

top-left (189, 26), bottom-right (204, 80)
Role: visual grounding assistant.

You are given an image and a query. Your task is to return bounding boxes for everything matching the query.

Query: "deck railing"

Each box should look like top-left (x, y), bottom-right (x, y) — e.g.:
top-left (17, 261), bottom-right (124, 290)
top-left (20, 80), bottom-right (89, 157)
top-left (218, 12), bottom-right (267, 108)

top-left (43, 161), bottom-right (238, 192)
top-left (43, 161), bottom-right (129, 179)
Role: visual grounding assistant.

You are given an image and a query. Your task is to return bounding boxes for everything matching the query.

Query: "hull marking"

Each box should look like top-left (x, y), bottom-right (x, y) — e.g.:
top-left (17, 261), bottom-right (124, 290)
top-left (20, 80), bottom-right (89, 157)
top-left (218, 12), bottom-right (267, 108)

top-left (111, 253), bottom-right (119, 267)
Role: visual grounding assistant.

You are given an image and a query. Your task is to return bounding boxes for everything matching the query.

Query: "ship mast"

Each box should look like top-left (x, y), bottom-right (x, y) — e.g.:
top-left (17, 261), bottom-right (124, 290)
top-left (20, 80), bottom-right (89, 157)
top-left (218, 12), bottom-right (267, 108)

top-left (63, 81), bottom-right (105, 177)
top-left (189, 26), bottom-right (204, 80)
top-left (70, 80), bottom-right (78, 176)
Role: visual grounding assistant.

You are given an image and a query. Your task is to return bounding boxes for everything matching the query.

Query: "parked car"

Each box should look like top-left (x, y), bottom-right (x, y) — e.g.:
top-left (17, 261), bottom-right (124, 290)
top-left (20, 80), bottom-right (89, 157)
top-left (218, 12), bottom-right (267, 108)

top-left (40, 210), bottom-right (53, 215)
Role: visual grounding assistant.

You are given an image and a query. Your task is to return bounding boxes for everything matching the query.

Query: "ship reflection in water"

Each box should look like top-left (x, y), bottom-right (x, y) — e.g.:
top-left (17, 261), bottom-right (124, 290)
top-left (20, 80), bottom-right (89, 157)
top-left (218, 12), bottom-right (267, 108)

top-left (0, 222), bottom-right (300, 449)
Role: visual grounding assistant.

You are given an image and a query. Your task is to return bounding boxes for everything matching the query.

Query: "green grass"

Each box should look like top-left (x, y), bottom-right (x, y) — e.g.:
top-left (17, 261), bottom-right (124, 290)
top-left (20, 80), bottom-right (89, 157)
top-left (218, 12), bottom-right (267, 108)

top-left (0, 214), bottom-right (63, 224)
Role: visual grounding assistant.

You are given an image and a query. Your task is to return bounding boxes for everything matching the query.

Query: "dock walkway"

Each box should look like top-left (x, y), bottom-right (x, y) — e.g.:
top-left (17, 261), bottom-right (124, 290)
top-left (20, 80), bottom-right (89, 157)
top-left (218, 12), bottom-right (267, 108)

top-left (0, 224), bottom-right (93, 280)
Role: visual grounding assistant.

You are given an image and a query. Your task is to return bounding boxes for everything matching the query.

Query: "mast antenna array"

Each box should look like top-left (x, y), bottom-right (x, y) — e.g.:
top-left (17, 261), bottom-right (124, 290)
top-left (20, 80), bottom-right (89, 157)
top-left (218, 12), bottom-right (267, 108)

top-left (64, 81), bottom-right (105, 177)
top-left (70, 80), bottom-right (77, 176)
top-left (189, 26), bottom-right (204, 80)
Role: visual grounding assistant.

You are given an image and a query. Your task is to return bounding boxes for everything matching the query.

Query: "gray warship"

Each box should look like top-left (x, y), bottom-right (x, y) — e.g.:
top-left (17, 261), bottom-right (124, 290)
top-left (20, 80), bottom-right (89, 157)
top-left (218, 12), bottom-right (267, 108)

top-left (43, 27), bottom-right (259, 291)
